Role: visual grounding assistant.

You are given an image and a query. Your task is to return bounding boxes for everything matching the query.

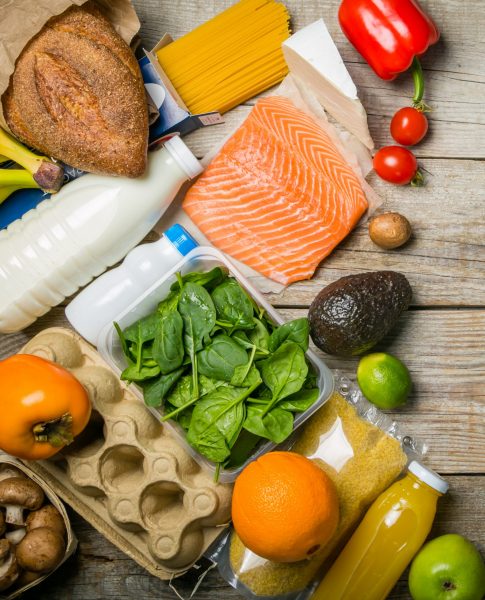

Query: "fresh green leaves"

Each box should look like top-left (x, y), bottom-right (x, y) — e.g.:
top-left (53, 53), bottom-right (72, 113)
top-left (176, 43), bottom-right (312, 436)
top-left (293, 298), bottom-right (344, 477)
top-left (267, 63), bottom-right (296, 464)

top-left (115, 269), bottom-right (319, 476)
top-left (244, 405), bottom-right (294, 444)
top-left (212, 279), bottom-right (254, 330)
top-left (198, 334), bottom-right (249, 381)
top-left (141, 368), bottom-right (184, 407)
top-left (268, 318), bottom-right (310, 352)
top-left (261, 341), bottom-right (308, 407)
top-left (153, 311), bottom-right (184, 374)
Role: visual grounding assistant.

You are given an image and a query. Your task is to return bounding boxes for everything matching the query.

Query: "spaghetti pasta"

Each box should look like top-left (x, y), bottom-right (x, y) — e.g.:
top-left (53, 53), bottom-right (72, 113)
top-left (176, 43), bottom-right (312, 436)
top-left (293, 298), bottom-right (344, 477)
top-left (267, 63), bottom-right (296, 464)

top-left (156, 0), bottom-right (291, 115)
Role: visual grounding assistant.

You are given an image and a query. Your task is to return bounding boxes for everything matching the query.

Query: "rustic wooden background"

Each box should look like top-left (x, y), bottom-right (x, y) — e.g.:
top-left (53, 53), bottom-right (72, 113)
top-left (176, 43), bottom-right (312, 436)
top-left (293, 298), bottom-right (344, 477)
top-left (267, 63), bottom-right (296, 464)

top-left (0, 0), bottom-right (483, 598)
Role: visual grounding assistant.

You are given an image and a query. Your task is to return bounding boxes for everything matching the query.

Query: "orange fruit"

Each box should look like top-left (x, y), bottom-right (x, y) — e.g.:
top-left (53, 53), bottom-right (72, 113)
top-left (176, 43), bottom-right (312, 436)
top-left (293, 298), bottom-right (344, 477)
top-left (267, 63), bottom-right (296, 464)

top-left (231, 451), bottom-right (339, 562)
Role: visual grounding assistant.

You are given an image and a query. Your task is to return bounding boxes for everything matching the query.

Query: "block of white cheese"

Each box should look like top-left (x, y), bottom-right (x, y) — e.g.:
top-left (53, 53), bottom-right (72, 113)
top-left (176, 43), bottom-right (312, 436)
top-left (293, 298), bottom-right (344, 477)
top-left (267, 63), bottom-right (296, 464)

top-left (283, 19), bottom-right (374, 149)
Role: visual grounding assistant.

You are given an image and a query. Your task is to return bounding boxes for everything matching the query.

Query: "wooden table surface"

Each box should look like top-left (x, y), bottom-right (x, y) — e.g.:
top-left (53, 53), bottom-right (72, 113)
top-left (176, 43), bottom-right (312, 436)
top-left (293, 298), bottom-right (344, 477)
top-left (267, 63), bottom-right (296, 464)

top-left (1, 0), bottom-right (483, 598)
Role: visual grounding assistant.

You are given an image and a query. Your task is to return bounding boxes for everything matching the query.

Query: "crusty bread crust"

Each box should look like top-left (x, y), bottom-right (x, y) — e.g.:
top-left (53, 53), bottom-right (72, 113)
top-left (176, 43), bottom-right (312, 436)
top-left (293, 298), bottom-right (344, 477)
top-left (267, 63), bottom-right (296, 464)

top-left (2, 2), bottom-right (148, 177)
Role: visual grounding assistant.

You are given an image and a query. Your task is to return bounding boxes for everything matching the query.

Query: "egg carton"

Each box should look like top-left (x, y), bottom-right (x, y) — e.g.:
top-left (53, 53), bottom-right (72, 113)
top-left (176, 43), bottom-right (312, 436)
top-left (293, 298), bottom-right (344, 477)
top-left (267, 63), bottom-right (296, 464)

top-left (0, 454), bottom-right (77, 600)
top-left (20, 328), bottom-right (232, 580)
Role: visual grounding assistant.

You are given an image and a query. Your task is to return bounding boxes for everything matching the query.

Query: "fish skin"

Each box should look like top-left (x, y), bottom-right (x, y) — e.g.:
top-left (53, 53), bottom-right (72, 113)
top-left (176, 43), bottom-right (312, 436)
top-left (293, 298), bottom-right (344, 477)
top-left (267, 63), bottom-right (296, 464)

top-left (183, 96), bottom-right (368, 285)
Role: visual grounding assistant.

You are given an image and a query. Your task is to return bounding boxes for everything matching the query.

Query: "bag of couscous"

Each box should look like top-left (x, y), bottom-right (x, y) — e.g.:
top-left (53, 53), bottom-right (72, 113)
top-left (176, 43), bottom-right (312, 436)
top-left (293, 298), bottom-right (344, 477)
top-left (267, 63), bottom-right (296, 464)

top-left (210, 373), bottom-right (425, 600)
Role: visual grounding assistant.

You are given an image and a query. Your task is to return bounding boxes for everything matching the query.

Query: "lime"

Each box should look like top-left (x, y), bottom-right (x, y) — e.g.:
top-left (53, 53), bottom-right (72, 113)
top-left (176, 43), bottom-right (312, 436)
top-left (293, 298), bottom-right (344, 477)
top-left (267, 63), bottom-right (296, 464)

top-left (357, 353), bottom-right (411, 409)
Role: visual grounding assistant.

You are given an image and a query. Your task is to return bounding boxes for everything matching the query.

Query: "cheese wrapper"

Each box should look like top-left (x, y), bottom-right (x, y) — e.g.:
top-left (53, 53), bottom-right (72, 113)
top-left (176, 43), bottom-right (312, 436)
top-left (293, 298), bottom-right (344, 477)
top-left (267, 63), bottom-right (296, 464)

top-left (0, 0), bottom-right (140, 130)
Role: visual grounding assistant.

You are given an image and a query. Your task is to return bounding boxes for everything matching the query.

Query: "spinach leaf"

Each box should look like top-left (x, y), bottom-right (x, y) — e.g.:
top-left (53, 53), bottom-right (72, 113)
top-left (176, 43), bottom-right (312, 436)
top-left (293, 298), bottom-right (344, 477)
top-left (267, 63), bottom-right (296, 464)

top-left (141, 368), bottom-right (185, 407)
top-left (212, 279), bottom-right (255, 331)
top-left (152, 311), bottom-right (184, 374)
top-left (178, 278), bottom-right (216, 397)
top-left (232, 330), bottom-right (253, 350)
top-left (304, 364), bottom-right (318, 389)
top-left (114, 322), bottom-right (129, 357)
top-left (243, 405), bottom-right (294, 444)
top-left (121, 363), bottom-right (160, 383)
top-left (171, 267), bottom-right (227, 292)
top-left (124, 312), bottom-right (162, 344)
top-left (260, 341), bottom-right (308, 412)
top-left (278, 387), bottom-right (319, 412)
top-left (230, 350), bottom-right (260, 387)
top-left (158, 290), bottom-right (180, 318)
top-left (224, 430), bottom-right (261, 468)
top-left (248, 318), bottom-right (270, 357)
top-left (197, 334), bottom-right (249, 381)
top-left (268, 318), bottom-right (310, 353)
top-left (162, 375), bottom-right (227, 421)
top-left (187, 388), bottom-right (248, 463)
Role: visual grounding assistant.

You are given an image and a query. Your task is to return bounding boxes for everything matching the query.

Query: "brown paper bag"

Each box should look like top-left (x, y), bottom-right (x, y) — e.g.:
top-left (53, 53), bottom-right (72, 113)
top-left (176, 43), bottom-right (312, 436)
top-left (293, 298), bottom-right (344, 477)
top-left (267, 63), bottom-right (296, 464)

top-left (0, 0), bottom-right (141, 130)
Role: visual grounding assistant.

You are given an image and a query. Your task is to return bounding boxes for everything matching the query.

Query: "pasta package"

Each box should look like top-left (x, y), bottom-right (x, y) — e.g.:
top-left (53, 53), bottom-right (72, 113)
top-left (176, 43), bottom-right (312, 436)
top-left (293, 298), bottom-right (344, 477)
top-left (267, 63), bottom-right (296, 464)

top-left (156, 0), bottom-right (290, 115)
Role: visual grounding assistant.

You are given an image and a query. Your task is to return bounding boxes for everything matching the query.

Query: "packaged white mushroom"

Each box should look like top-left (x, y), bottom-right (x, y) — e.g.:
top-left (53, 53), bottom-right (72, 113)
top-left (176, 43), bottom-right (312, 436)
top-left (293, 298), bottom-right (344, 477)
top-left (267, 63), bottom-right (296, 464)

top-left (0, 455), bottom-right (76, 599)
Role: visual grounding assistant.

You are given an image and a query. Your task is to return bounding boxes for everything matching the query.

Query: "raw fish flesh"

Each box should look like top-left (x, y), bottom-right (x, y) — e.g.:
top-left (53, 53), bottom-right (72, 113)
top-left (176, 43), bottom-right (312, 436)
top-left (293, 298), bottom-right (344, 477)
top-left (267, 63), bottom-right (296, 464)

top-left (183, 96), bottom-right (368, 284)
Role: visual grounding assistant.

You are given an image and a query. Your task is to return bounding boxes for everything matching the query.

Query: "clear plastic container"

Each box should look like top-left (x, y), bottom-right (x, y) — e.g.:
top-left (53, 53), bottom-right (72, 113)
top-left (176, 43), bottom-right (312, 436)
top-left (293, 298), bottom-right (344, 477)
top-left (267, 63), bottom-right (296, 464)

top-left (97, 246), bottom-right (334, 482)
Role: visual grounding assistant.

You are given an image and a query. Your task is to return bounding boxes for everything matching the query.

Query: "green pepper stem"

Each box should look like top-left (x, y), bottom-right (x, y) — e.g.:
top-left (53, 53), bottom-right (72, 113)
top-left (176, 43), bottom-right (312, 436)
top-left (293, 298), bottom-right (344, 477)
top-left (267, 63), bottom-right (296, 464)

top-left (411, 57), bottom-right (431, 112)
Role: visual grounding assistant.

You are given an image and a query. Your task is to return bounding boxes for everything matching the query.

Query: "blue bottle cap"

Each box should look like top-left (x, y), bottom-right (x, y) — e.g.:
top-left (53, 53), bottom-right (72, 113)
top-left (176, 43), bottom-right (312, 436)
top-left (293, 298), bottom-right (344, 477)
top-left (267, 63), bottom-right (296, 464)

top-left (164, 224), bottom-right (198, 256)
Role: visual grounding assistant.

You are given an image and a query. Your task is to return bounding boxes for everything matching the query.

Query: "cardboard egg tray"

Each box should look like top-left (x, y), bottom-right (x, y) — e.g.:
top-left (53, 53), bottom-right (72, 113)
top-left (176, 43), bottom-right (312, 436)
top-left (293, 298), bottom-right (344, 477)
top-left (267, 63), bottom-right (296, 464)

top-left (20, 328), bottom-right (232, 580)
top-left (0, 454), bottom-right (77, 599)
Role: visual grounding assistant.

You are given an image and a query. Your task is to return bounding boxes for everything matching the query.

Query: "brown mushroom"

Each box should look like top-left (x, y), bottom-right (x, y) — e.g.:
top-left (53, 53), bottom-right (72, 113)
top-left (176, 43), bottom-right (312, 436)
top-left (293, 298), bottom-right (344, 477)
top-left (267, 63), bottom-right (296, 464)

top-left (0, 477), bottom-right (44, 525)
top-left (368, 212), bottom-right (412, 249)
top-left (0, 511), bottom-right (5, 537)
top-left (26, 505), bottom-right (66, 539)
top-left (0, 539), bottom-right (20, 592)
top-left (16, 527), bottom-right (65, 574)
top-left (5, 527), bottom-right (26, 545)
top-left (0, 467), bottom-right (24, 483)
top-left (15, 570), bottom-right (43, 587)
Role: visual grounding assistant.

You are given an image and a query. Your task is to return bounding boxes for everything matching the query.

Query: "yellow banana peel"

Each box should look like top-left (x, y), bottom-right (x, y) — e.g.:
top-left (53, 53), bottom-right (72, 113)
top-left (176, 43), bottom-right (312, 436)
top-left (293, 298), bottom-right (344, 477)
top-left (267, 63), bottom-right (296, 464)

top-left (0, 128), bottom-right (64, 193)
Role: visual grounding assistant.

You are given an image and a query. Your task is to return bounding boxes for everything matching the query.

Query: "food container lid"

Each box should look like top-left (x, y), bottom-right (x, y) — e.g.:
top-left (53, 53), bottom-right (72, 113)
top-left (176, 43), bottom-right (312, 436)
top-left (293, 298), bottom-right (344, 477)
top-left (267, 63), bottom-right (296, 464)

top-left (408, 461), bottom-right (449, 494)
top-left (164, 136), bottom-right (203, 179)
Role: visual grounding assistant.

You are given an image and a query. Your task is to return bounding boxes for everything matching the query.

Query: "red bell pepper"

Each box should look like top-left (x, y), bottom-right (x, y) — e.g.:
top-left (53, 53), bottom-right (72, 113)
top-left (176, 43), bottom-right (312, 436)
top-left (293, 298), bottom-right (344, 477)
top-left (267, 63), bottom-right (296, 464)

top-left (338, 0), bottom-right (440, 81)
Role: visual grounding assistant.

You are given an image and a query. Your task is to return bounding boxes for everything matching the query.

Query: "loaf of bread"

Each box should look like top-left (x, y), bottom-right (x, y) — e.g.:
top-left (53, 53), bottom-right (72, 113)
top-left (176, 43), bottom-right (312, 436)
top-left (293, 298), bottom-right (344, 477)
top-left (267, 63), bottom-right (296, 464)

top-left (2, 2), bottom-right (148, 177)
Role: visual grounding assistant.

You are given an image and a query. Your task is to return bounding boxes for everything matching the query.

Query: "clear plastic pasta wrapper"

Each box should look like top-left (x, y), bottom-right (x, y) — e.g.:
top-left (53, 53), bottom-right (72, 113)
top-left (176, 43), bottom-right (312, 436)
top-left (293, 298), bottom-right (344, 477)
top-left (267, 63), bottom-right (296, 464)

top-left (207, 371), bottom-right (426, 600)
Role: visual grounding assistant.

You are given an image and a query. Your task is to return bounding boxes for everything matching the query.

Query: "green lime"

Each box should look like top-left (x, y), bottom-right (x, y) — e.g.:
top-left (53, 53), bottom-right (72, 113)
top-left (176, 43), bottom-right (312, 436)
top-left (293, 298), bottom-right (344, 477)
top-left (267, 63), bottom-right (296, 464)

top-left (357, 353), bottom-right (411, 409)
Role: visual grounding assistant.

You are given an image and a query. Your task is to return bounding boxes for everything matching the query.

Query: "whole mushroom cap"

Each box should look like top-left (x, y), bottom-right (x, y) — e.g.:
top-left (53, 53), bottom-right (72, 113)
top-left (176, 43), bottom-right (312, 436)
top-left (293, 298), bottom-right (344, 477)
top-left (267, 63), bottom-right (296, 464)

top-left (16, 527), bottom-right (65, 574)
top-left (26, 505), bottom-right (66, 539)
top-left (0, 477), bottom-right (44, 525)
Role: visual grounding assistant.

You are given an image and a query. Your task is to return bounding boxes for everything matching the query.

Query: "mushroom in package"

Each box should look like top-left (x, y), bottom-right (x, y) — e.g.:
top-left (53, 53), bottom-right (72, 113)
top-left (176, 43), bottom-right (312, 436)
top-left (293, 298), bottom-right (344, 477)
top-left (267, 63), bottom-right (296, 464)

top-left (0, 457), bottom-right (74, 597)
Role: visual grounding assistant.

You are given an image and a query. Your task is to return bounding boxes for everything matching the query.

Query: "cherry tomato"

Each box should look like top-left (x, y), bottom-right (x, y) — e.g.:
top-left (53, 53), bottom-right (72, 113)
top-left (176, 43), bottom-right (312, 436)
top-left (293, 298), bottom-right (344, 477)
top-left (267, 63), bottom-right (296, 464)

top-left (390, 107), bottom-right (428, 146)
top-left (373, 146), bottom-right (418, 185)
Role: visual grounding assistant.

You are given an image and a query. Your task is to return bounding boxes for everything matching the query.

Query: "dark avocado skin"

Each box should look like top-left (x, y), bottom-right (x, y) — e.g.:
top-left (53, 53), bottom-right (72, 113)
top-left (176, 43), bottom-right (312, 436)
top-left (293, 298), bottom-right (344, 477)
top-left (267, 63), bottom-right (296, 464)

top-left (308, 271), bottom-right (412, 357)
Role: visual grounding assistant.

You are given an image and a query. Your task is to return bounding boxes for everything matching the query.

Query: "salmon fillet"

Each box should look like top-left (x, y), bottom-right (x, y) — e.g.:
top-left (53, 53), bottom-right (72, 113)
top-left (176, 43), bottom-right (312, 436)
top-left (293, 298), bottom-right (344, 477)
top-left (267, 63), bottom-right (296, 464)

top-left (183, 96), bottom-right (368, 284)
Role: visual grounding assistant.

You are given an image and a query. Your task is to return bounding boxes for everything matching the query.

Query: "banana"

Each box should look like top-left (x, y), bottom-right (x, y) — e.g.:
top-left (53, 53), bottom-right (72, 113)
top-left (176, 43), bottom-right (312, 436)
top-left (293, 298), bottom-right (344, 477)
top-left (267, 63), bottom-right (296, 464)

top-left (0, 169), bottom-right (40, 205)
top-left (0, 155), bottom-right (9, 164)
top-left (0, 128), bottom-right (64, 193)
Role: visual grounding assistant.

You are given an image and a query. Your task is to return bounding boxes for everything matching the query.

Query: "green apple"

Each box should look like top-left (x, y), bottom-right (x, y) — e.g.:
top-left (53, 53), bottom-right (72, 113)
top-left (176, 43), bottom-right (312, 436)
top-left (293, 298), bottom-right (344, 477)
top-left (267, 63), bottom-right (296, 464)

top-left (409, 534), bottom-right (485, 600)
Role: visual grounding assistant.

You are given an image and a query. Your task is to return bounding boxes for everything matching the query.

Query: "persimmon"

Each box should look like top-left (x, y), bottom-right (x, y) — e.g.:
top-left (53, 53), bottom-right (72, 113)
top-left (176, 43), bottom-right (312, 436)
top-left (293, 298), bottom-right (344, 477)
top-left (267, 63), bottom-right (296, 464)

top-left (0, 355), bottom-right (91, 460)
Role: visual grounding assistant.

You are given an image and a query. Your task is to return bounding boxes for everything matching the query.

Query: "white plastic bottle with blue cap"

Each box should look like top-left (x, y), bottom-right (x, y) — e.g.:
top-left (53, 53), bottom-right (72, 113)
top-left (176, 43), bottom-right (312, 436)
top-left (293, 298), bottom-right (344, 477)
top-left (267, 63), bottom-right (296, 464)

top-left (0, 137), bottom-right (203, 334)
top-left (66, 224), bottom-right (198, 345)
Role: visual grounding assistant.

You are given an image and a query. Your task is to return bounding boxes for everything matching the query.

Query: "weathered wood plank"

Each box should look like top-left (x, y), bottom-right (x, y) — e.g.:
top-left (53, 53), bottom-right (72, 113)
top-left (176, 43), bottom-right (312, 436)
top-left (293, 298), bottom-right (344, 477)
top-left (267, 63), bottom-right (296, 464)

top-left (24, 476), bottom-right (485, 599)
top-left (133, 0), bottom-right (485, 158)
top-left (1, 308), bottom-right (483, 473)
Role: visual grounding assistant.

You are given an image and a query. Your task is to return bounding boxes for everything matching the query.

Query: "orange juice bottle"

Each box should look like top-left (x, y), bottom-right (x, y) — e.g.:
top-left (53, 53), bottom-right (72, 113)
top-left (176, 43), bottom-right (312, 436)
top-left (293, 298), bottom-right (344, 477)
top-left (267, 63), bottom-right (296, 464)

top-left (312, 461), bottom-right (448, 600)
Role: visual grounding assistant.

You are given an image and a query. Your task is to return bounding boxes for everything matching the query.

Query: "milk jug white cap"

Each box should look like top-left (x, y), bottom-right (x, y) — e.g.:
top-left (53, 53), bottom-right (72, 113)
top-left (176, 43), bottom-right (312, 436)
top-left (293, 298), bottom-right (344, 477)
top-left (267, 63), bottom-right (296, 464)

top-left (408, 461), bottom-right (449, 494)
top-left (164, 136), bottom-right (203, 179)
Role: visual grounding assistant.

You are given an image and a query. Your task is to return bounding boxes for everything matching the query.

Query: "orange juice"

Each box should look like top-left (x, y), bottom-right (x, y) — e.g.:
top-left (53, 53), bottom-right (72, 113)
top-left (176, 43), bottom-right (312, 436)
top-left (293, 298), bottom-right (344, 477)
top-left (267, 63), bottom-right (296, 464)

top-left (312, 461), bottom-right (448, 600)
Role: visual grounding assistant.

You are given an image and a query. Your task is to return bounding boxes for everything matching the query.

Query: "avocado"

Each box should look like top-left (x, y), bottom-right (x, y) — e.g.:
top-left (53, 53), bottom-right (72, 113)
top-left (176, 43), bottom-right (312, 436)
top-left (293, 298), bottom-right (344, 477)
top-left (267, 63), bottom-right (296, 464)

top-left (308, 271), bottom-right (412, 356)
